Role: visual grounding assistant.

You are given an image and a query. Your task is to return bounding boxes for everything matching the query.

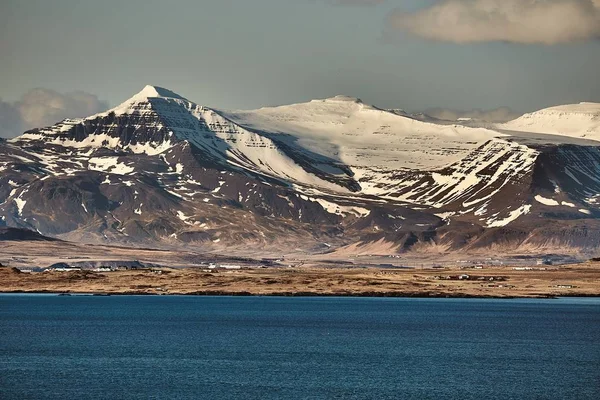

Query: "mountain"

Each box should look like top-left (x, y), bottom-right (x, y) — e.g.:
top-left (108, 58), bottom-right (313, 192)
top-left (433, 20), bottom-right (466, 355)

top-left (1, 86), bottom-right (600, 257)
top-left (499, 102), bottom-right (600, 140)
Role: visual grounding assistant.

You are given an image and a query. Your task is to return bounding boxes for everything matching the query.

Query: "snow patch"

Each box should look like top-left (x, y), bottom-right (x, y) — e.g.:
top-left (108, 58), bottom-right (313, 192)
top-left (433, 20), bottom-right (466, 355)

top-left (212, 180), bottom-right (226, 193)
top-left (487, 205), bottom-right (531, 228)
top-left (312, 197), bottom-right (370, 218)
top-left (535, 195), bottom-right (559, 206)
top-left (14, 198), bottom-right (26, 216)
top-left (435, 212), bottom-right (455, 220)
top-left (89, 157), bottom-right (134, 175)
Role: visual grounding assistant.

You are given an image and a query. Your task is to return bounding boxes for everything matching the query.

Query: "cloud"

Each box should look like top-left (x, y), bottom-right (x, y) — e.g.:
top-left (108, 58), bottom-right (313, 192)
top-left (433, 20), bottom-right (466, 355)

top-left (424, 107), bottom-right (522, 123)
top-left (0, 89), bottom-right (108, 138)
top-left (388, 0), bottom-right (600, 45)
top-left (0, 100), bottom-right (23, 139)
top-left (327, 0), bottom-right (386, 6)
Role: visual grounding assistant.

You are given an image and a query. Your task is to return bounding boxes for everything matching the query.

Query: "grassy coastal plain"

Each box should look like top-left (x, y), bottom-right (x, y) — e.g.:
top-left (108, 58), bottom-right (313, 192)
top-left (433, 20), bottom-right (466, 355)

top-left (2, 264), bottom-right (600, 298)
top-left (1, 260), bottom-right (599, 300)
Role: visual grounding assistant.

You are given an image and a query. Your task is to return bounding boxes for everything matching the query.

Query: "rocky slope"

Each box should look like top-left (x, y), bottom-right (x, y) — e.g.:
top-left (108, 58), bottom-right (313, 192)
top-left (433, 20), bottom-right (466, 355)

top-left (1, 86), bottom-right (599, 257)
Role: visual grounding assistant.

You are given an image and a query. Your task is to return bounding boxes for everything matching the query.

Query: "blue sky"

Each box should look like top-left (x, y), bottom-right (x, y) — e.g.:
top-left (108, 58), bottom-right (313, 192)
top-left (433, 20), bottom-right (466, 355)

top-left (1, 0), bottom-right (599, 131)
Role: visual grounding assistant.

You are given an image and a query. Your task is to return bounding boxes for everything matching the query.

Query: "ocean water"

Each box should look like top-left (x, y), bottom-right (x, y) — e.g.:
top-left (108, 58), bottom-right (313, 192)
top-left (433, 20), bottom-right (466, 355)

top-left (1, 295), bottom-right (599, 400)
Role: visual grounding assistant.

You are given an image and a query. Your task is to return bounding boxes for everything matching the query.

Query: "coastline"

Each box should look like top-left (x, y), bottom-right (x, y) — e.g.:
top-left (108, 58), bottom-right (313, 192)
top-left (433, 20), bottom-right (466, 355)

top-left (0, 289), bottom-right (553, 299)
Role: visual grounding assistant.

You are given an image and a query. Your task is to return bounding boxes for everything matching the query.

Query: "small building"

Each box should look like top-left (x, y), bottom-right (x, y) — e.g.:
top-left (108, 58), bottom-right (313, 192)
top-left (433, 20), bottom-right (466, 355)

top-left (45, 262), bottom-right (81, 272)
top-left (48, 267), bottom-right (82, 272)
top-left (219, 264), bottom-right (242, 270)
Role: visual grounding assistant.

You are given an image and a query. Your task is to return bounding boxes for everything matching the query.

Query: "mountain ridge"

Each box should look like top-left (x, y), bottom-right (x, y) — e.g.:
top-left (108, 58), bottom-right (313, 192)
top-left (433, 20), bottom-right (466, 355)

top-left (1, 86), bottom-right (600, 258)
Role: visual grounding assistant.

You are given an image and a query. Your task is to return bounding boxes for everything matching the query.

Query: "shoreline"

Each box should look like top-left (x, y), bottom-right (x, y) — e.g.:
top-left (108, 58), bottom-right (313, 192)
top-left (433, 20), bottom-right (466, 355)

top-left (5, 289), bottom-right (597, 299)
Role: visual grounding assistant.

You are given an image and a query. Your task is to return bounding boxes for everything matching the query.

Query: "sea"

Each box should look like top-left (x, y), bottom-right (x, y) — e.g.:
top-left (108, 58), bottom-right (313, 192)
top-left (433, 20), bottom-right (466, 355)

top-left (1, 295), bottom-right (599, 399)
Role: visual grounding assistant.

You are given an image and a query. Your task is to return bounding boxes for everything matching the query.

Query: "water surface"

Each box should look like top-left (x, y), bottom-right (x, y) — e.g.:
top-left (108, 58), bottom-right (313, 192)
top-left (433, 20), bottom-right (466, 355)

top-left (1, 295), bottom-right (599, 399)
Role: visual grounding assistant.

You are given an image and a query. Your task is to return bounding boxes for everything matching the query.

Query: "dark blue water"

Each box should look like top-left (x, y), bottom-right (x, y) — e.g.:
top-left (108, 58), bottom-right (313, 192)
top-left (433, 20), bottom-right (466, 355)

top-left (1, 295), bottom-right (599, 400)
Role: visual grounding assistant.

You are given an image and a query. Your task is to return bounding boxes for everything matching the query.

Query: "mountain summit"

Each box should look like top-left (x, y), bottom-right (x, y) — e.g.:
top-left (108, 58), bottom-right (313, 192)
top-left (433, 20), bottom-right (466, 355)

top-left (134, 85), bottom-right (187, 100)
top-left (1, 86), bottom-right (600, 257)
top-left (109, 85), bottom-right (189, 113)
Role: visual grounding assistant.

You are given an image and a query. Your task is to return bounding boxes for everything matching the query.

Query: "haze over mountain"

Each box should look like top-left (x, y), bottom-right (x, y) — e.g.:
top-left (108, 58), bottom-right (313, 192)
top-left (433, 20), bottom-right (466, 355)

top-left (1, 85), bottom-right (600, 258)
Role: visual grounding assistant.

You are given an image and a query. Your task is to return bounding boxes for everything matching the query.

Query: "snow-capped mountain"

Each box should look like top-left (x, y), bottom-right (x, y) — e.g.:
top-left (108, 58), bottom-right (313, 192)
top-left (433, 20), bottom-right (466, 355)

top-left (1, 86), bottom-right (600, 256)
top-left (499, 102), bottom-right (600, 140)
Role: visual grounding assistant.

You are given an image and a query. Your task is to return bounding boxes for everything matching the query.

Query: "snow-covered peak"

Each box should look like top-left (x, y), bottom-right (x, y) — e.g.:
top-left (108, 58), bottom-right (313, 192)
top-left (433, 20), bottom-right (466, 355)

top-left (540, 102), bottom-right (600, 114)
top-left (319, 95), bottom-right (363, 104)
top-left (223, 96), bottom-right (503, 172)
top-left (107, 85), bottom-right (189, 115)
top-left (12, 85), bottom-right (197, 155)
top-left (132, 85), bottom-right (187, 101)
top-left (499, 101), bottom-right (600, 141)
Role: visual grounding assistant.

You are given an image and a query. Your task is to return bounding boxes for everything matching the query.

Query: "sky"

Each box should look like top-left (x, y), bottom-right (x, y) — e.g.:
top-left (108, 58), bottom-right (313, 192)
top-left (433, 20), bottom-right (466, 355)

top-left (1, 0), bottom-right (600, 137)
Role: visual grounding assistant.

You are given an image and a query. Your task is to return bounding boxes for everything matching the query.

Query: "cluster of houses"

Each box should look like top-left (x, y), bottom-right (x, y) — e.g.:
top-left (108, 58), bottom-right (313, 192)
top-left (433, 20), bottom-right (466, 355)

top-left (40, 266), bottom-right (123, 273)
top-left (17, 262), bottom-right (151, 273)
top-left (43, 263), bottom-right (132, 272)
top-left (207, 263), bottom-right (242, 270)
top-left (198, 263), bottom-right (270, 271)
top-left (16, 261), bottom-right (266, 274)
top-left (433, 274), bottom-right (507, 282)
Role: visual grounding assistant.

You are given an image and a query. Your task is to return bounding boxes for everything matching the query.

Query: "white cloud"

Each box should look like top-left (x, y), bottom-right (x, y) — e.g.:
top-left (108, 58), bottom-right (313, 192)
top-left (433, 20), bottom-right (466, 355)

top-left (0, 100), bottom-right (23, 139)
top-left (0, 89), bottom-right (108, 138)
top-left (17, 89), bottom-right (108, 130)
top-left (388, 0), bottom-right (600, 45)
